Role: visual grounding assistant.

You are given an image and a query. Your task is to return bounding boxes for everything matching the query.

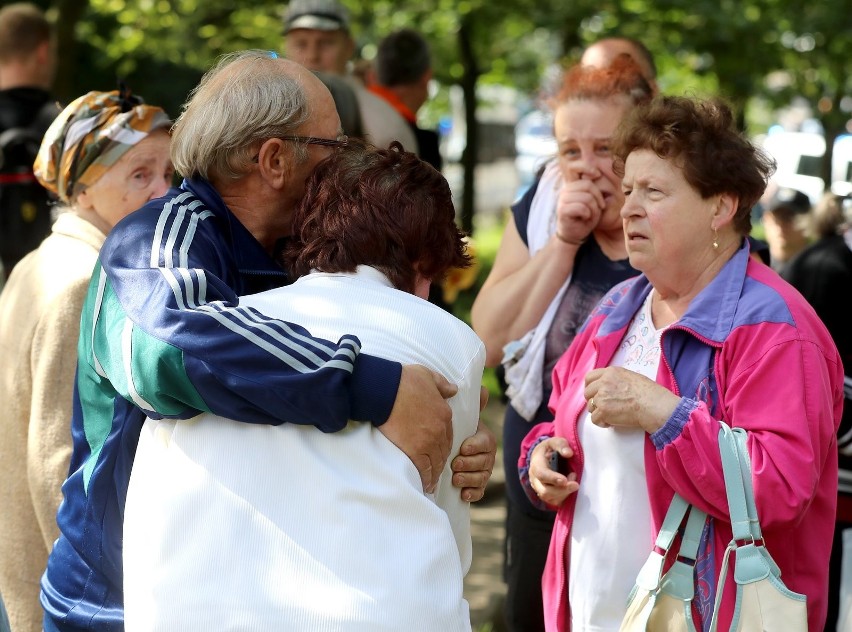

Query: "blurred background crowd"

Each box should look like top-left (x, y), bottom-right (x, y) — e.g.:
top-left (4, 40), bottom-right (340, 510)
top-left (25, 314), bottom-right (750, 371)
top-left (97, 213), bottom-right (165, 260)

top-left (0, 1), bottom-right (850, 631)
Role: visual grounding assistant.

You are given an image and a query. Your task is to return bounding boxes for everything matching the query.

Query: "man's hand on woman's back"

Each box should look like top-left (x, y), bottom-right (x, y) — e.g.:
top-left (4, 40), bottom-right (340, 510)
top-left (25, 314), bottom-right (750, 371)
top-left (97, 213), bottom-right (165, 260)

top-left (380, 364), bottom-right (456, 493)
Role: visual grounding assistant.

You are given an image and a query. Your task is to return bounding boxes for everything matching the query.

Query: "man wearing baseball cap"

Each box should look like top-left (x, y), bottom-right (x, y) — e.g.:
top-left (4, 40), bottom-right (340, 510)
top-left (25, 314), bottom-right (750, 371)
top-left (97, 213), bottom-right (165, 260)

top-left (761, 184), bottom-right (812, 271)
top-left (282, 0), bottom-right (417, 152)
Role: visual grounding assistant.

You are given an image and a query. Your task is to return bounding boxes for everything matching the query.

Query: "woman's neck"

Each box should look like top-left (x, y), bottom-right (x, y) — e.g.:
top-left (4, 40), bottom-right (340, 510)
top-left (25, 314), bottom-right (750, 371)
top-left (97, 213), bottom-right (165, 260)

top-left (72, 206), bottom-right (112, 236)
top-left (650, 237), bottom-right (740, 324)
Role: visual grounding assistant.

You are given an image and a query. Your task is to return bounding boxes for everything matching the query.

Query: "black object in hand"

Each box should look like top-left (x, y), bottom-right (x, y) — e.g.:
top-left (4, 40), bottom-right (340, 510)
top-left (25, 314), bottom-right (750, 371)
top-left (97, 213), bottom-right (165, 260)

top-left (549, 451), bottom-right (571, 475)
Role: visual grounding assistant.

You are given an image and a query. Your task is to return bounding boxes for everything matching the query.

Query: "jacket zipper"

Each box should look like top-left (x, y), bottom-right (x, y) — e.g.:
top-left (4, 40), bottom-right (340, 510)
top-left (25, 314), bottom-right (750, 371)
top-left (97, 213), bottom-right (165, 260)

top-left (555, 340), bottom-right (599, 627)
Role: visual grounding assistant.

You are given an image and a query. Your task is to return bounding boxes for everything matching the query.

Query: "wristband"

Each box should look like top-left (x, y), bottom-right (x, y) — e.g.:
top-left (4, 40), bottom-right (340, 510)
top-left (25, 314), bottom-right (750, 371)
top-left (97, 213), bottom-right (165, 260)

top-left (555, 230), bottom-right (586, 246)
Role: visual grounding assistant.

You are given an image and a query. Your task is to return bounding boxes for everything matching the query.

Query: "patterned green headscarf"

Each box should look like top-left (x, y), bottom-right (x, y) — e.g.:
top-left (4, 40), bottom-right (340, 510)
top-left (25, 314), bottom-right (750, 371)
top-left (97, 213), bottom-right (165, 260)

top-left (34, 89), bottom-right (171, 204)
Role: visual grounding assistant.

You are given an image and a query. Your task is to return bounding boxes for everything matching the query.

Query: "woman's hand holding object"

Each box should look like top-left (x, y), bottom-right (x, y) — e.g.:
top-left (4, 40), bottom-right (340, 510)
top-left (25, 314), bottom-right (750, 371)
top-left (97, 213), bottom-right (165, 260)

top-left (530, 437), bottom-right (579, 507)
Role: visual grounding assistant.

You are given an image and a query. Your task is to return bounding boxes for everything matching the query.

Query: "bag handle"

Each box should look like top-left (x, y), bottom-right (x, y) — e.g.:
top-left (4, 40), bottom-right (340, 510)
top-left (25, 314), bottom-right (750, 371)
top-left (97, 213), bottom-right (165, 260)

top-left (718, 422), bottom-right (753, 542)
top-left (710, 422), bottom-right (790, 631)
top-left (720, 422), bottom-right (777, 548)
top-left (730, 425), bottom-right (783, 580)
top-left (633, 492), bottom-right (707, 595)
top-left (632, 494), bottom-right (690, 591)
top-left (656, 493), bottom-right (691, 551)
top-left (657, 500), bottom-right (708, 602)
top-left (652, 493), bottom-right (707, 569)
top-left (679, 501), bottom-right (708, 560)
top-left (709, 422), bottom-right (753, 632)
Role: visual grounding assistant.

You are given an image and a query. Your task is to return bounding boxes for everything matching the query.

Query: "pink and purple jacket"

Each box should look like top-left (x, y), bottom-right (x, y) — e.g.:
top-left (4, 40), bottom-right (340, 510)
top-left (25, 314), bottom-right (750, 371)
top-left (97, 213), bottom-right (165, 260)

top-left (519, 243), bottom-right (843, 632)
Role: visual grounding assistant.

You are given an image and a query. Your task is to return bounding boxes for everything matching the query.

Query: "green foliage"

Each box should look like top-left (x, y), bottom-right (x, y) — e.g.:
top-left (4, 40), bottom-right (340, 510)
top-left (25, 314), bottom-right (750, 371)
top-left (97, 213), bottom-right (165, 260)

top-left (84, 0), bottom-right (283, 69)
top-left (53, 1), bottom-right (851, 119)
top-left (49, 0), bottom-right (850, 195)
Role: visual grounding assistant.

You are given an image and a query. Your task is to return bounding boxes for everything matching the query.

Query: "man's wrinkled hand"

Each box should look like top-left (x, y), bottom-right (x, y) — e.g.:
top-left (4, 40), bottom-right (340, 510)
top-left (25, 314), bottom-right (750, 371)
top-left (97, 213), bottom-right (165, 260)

top-left (451, 388), bottom-right (496, 502)
top-left (379, 364), bottom-right (456, 493)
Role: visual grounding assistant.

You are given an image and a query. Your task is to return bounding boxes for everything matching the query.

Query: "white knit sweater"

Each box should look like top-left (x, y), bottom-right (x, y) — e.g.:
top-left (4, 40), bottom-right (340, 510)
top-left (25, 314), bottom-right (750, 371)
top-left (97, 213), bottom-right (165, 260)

top-left (0, 212), bottom-right (106, 632)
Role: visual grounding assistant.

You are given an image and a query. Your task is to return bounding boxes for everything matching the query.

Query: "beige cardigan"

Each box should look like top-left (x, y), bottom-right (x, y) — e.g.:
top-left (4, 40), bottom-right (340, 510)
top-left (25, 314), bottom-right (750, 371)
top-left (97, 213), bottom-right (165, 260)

top-left (0, 213), bottom-right (105, 632)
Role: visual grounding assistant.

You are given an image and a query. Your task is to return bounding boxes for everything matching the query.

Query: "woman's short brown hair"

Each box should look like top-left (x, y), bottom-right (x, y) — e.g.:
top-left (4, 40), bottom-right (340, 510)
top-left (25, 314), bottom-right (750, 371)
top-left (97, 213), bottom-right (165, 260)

top-left (612, 96), bottom-right (776, 235)
top-left (284, 141), bottom-right (471, 293)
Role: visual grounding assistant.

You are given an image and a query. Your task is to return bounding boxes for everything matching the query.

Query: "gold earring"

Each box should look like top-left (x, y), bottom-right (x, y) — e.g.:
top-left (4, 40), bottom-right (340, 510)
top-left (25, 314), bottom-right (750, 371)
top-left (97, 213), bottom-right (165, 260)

top-left (713, 226), bottom-right (719, 249)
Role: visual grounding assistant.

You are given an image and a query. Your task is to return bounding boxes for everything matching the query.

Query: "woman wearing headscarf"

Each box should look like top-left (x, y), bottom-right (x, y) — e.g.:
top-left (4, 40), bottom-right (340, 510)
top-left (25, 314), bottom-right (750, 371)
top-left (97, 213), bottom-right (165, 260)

top-left (0, 89), bottom-right (171, 632)
top-left (522, 96), bottom-right (842, 632)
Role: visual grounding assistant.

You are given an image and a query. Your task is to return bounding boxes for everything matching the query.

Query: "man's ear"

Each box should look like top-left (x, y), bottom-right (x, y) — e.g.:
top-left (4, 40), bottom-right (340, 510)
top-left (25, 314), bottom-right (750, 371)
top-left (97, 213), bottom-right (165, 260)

top-left (255, 138), bottom-right (291, 189)
top-left (344, 34), bottom-right (356, 61)
top-left (35, 40), bottom-right (51, 66)
top-left (75, 186), bottom-right (93, 211)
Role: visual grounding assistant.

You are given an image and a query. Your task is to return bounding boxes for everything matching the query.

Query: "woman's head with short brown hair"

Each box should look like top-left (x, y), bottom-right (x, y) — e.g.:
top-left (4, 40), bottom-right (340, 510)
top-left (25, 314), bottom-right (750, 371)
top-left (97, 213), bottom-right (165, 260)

top-left (612, 96), bottom-right (776, 235)
top-left (284, 140), bottom-right (471, 293)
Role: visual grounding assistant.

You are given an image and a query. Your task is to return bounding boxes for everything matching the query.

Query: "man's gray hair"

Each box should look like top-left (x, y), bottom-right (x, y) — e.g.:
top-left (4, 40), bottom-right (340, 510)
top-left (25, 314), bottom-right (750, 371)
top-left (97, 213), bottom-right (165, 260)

top-left (171, 50), bottom-right (310, 180)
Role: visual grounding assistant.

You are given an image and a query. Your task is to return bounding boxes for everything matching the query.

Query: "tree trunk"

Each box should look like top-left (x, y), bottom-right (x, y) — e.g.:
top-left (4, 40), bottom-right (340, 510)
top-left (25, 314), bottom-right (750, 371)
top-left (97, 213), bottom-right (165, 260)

top-left (819, 64), bottom-right (847, 191)
top-left (51, 0), bottom-right (89, 103)
top-left (457, 14), bottom-right (480, 235)
top-left (822, 125), bottom-right (837, 192)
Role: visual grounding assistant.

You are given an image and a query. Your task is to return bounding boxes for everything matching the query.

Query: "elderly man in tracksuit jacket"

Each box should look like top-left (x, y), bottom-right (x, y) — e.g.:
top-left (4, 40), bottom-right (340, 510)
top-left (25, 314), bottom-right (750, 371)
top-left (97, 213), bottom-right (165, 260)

top-left (41, 51), bottom-right (495, 632)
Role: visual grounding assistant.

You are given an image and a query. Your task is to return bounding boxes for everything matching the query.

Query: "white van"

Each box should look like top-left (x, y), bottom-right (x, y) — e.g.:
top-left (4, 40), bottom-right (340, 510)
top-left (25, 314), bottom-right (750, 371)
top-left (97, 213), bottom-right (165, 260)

top-left (759, 131), bottom-right (852, 203)
top-left (514, 109), bottom-right (557, 193)
top-left (832, 135), bottom-right (852, 196)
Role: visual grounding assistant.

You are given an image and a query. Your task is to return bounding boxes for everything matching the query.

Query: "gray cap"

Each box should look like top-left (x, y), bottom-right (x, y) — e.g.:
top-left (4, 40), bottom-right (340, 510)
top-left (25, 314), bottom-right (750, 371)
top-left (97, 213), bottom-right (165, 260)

top-left (764, 187), bottom-right (811, 218)
top-left (283, 0), bottom-right (350, 33)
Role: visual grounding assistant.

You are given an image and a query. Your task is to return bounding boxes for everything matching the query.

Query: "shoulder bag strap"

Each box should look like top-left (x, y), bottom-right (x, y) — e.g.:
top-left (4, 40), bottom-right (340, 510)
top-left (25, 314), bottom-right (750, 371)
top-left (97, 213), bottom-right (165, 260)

top-left (633, 493), bottom-right (691, 591)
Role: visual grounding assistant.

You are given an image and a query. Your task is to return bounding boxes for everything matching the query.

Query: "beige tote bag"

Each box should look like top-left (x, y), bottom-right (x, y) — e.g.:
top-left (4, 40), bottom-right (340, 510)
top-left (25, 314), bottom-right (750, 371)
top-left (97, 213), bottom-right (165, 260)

top-left (620, 422), bottom-right (807, 632)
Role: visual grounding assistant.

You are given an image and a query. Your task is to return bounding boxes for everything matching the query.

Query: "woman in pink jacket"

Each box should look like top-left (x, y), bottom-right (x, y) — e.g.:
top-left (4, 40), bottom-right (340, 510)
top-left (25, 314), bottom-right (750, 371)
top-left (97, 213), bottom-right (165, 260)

top-left (521, 96), bottom-right (843, 632)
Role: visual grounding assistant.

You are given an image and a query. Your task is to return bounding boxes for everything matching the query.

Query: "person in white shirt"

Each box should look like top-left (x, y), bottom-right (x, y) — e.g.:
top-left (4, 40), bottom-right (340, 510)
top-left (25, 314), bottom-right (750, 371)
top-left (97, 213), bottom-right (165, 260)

top-left (123, 140), bottom-right (485, 632)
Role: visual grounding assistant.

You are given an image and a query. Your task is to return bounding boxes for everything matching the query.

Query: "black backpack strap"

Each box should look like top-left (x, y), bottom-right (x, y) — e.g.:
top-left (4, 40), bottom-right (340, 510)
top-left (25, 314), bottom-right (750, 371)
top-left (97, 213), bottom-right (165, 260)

top-left (0, 98), bottom-right (60, 270)
top-left (32, 99), bottom-right (62, 135)
top-left (0, 99), bottom-right (60, 172)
